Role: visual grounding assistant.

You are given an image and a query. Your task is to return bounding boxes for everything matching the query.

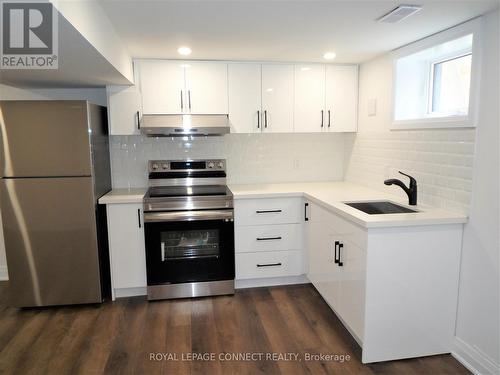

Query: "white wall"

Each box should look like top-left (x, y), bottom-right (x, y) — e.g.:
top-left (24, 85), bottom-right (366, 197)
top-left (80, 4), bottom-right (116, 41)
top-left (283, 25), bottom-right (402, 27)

top-left (346, 11), bottom-right (499, 374)
top-left (0, 84), bottom-right (108, 280)
top-left (110, 133), bottom-right (347, 188)
top-left (344, 52), bottom-right (476, 213)
top-left (453, 11), bottom-right (499, 375)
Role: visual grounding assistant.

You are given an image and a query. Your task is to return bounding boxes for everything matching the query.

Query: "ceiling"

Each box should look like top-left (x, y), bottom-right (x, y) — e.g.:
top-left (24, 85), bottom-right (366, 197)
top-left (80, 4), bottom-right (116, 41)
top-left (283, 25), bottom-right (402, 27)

top-left (99, 0), bottom-right (499, 64)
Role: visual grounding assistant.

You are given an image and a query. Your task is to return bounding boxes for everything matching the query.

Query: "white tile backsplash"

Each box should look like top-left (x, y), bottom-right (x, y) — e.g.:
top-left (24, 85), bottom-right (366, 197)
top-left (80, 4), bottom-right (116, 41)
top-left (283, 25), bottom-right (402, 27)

top-left (110, 133), bottom-right (347, 188)
top-left (344, 129), bottom-right (476, 213)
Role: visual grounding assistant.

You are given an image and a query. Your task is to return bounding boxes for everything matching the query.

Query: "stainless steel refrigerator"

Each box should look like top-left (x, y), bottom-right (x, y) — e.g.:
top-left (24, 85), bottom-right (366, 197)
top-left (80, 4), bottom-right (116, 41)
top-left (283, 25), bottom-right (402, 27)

top-left (0, 100), bottom-right (112, 307)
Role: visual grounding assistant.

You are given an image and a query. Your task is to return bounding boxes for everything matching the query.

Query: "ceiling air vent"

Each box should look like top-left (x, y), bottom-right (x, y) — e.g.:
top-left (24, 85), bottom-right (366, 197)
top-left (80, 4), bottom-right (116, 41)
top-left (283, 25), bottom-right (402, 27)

top-left (377, 5), bottom-right (422, 23)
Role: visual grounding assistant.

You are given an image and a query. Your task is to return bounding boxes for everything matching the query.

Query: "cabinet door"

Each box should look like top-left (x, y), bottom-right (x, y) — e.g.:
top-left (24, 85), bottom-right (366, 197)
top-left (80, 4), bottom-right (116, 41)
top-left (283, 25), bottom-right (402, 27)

top-left (107, 61), bottom-right (142, 135)
top-left (139, 60), bottom-right (185, 114)
top-left (107, 203), bottom-right (147, 291)
top-left (337, 238), bottom-right (366, 342)
top-left (228, 63), bottom-right (262, 133)
top-left (185, 62), bottom-right (228, 114)
top-left (294, 64), bottom-right (325, 133)
top-left (325, 65), bottom-right (358, 132)
top-left (107, 85), bottom-right (141, 135)
top-left (261, 64), bottom-right (294, 133)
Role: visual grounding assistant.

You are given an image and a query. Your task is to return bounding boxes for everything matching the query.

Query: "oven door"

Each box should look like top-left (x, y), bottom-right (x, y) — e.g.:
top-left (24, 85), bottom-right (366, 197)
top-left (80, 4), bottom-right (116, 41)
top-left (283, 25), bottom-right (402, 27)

top-left (143, 210), bottom-right (235, 285)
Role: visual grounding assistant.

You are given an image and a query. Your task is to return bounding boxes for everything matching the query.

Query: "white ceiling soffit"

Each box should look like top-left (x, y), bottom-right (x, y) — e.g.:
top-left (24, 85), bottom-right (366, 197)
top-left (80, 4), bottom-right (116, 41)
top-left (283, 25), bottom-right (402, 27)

top-left (98, 0), bottom-right (499, 63)
top-left (0, 13), bottom-right (132, 88)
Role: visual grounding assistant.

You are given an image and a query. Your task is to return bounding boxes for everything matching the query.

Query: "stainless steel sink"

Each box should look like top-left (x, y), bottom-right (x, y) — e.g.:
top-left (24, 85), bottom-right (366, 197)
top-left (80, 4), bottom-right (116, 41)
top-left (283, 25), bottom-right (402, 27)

top-left (344, 201), bottom-right (418, 215)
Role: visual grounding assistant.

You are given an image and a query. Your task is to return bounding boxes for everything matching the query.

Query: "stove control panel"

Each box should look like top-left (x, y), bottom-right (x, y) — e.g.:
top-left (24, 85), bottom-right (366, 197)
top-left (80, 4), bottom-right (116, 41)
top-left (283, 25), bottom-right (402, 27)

top-left (148, 159), bottom-right (226, 173)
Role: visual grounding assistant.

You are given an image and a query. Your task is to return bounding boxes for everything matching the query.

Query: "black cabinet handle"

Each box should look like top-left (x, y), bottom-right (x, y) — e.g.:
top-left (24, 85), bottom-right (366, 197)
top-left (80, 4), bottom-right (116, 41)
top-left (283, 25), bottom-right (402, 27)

top-left (338, 243), bottom-right (344, 267)
top-left (321, 110), bottom-right (324, 128)
top-left (328, 110), bottom-right (331, 128)
top-left (264, 110), bottom-right (268, 128)
top-left (304, 203), bottom-right (309, 221)
top-left (257, 110), bottom-right (260, 129)
top-left (188, 90), bottom-right (191, 110)
top-left (136, 111), bottom-right (141, 130)
top-left (334, 241), bottom-right (339, 264)
top-left (256, 237), bottom-right (282, 241)
top-left (256, 209), bottom-right (282, 214)
top-left (137, 209), bottom-right (142, 228)
top-left (257, 263), bottom-right (282, 268)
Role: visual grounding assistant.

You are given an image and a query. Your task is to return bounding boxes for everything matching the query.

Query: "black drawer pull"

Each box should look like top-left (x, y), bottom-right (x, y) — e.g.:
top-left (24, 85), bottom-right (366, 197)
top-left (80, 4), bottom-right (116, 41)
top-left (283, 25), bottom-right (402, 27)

top-left (256, 209), bottom-right (282, 214)
top-left (256, 236), bottom-right (282, 241)
top-left (304, 202), bottom-right (309, 221)
top-left (257, 262), bottom-right (282, 268)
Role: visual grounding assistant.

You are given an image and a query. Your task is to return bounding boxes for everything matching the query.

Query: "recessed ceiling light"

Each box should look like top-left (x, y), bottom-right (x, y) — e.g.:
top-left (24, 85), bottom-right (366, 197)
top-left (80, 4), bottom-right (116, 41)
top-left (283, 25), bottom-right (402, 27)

top-left (323, 52), bottom-right (336, 60)
top-left (177, 46), bottom-right (192, 56)
top-left (300, 67), bottom-right (311, 71)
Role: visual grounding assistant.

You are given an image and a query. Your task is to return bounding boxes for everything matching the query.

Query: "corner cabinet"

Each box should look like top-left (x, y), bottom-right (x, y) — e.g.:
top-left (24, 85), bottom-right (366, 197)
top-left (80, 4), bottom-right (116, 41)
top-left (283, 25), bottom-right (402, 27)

top-left (294, 64), bottom-right (358, 133)
top-left (305, 200), bottom-right (463, 363)
top-left (106, 203), bottom-right (147, 299)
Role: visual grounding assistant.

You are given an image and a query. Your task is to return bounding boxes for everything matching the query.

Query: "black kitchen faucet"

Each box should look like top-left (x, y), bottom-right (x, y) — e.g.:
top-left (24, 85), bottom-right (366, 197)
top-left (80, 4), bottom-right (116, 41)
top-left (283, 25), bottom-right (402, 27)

top-left (384, 171), bottom-right (417, 205)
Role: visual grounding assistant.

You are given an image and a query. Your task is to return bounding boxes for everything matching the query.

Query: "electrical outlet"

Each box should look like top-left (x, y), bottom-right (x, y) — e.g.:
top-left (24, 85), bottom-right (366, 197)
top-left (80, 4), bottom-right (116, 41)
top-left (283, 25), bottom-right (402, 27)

top-left (293, 159), bottom-right (300, 170)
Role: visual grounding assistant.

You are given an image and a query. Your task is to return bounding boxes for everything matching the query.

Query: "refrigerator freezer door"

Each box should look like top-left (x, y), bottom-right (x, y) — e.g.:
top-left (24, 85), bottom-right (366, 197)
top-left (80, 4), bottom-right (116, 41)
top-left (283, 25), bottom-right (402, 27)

top-left (1, 177), bottom-right (102, 306)
top-left (0, 101), bottom-right (92, 178)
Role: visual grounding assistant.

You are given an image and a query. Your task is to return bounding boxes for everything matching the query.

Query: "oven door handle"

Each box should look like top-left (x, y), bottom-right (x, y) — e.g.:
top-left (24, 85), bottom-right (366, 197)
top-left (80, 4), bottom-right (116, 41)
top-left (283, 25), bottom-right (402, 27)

top-left (143, 210), bottom-right (234, 222)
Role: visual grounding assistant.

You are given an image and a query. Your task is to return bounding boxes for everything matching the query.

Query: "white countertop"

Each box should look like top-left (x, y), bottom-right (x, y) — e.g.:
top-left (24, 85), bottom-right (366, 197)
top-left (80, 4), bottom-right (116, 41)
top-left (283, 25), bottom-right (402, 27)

top-left (98, 182), bottom-right (467, 228)
top-left (229, 181), bottom-right (467, 228)
top-left (99, 188), bottom-right (147, 204)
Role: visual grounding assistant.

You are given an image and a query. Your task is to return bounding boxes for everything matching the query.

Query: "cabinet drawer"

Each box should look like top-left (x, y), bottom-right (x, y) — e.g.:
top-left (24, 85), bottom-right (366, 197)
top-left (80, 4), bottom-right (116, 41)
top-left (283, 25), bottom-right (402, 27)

top-left (235, 198), bottom-right (303, 226)
top-left (236, 250), bottom-right (303, 279)
top-left (235, 224), bottom-right (303, 253)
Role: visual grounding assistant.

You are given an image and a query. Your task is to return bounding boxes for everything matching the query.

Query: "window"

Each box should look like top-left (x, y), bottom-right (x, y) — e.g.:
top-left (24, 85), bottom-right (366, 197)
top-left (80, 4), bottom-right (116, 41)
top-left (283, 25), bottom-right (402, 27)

top-left (430, 53), bottom-right (472, 115)
top-left (392, 19), bottom-right (480, 129)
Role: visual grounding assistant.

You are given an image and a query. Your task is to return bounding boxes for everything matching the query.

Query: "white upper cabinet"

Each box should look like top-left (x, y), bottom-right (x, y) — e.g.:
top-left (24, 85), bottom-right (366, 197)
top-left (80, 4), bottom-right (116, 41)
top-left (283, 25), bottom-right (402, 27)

top-left (106, 62), bottom-right (142, 135)
top-left (185, 62), bottom-right (228, 114)
top-left (325, 65), bottom-right (358, 132)
top-left (261, 64), bottom-right (294, 133)
top-left (228, 63), bottom-right (262, 133)
top-left (139, 60), bottom-right (185, 114)
top-left (294, 64), bottom-right (326, 133)
top-left (108, 59), bottom-right (358, 134)
top-left (139, 60), bottom-right (228, 115)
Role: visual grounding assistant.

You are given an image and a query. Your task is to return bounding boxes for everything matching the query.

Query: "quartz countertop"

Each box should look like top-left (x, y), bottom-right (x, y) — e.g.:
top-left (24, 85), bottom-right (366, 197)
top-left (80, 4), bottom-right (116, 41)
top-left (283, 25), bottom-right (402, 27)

top-left (228, 181), bottom-right (467, 228)
top-left (98, 182), bottom-right (467, 228)
top-left (98, 188), bottom-right (147, 204)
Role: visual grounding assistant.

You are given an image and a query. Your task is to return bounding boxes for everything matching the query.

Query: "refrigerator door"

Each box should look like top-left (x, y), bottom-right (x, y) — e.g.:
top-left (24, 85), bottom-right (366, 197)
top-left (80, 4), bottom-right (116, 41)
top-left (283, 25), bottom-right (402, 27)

top-left (0, 101), bottom-right (92, 178)
top-left (1, 177), bottom-right (102, 306)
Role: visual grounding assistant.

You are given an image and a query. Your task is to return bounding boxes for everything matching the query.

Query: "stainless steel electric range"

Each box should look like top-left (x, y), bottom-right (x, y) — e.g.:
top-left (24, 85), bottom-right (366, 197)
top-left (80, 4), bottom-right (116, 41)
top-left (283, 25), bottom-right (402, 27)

top-left (143, 159), bottom-right (235, 300)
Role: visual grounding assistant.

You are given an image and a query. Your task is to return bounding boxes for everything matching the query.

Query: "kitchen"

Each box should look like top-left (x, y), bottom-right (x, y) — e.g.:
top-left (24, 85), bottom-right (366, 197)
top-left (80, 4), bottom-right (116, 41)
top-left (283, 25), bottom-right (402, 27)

top-left (0, 1), bottom-right (498, 374)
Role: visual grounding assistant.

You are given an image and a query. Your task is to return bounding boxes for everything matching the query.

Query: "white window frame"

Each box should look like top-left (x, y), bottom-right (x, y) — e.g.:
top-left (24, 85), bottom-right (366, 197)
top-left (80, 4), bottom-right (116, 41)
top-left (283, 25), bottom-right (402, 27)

top-left (391, 18), bottom-right (482, 130)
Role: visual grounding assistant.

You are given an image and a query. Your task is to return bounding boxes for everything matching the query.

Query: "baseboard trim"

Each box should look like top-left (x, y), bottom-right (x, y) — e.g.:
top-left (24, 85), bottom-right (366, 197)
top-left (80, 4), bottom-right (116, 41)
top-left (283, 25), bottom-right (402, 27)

top-left (0, 265), bottom-right (8, 281)
top-left (114, 287), bottom-right (147, 299)
top-left (452, 337), bottom-right (500, 375)
top-left (235, 275), bottom-right (309, 289)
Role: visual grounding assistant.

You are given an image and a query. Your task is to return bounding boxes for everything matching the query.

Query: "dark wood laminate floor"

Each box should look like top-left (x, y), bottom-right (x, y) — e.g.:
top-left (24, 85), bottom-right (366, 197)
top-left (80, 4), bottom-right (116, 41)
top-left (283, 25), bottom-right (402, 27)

top-left (0, 282), bottom-right (469, 375)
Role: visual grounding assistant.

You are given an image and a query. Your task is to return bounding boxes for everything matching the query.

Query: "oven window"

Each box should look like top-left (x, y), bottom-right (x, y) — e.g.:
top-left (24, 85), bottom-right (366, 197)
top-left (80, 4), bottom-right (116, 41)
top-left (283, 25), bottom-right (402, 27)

top-left (161, 229), bottom-right (220, 261)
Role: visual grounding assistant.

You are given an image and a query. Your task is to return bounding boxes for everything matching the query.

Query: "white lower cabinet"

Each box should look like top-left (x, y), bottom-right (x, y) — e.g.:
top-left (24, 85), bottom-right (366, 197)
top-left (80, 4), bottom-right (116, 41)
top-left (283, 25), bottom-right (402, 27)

top-left (234, 198), bottom-right (305, 283)
top-left (236, 250), bottom-right (303, 279)
top-left (106, 203), bottom-right (147, 299)
top-left (305, 200), bottom-right (463, 363)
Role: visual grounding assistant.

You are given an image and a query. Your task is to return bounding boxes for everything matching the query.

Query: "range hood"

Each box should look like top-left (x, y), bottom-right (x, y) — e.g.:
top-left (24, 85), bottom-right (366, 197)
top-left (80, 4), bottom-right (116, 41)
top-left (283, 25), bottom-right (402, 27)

top-left (140, 114), bottom-right (230, 136)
